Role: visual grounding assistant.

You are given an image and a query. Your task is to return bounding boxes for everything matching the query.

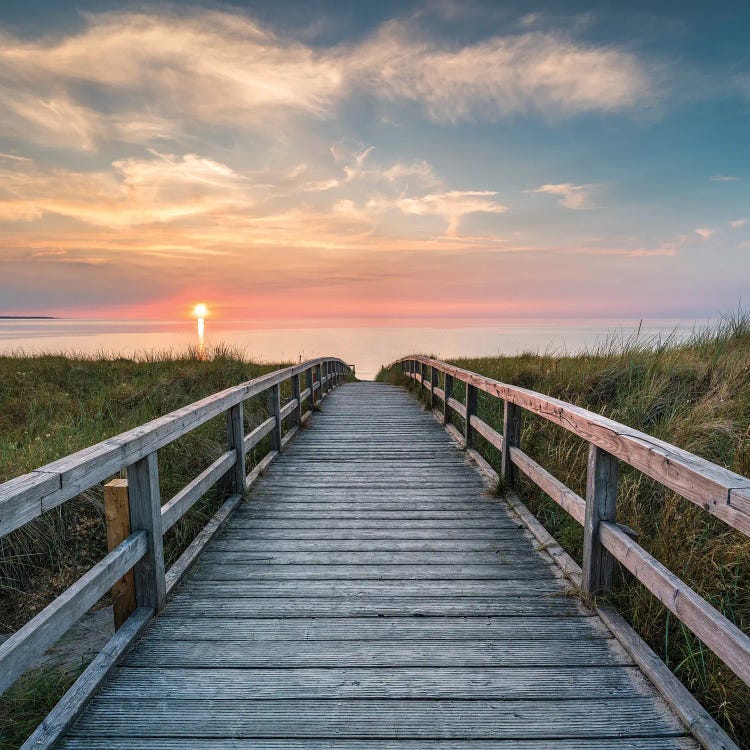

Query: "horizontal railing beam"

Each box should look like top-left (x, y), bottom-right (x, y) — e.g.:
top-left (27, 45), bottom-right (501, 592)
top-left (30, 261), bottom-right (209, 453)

top-left (160, 451), bottom-right (236, 533)
top-left (243, 417), bottom-right (277, 454)
top-left (396, 356), bottom-right (750, 536)
top-left (280, 398), bottom-right (298, 421)
top-left (599, 520), bottom-right (750, 686)
top-left (0, 358), bottom-right (349, 538)
top-left (469, 415), bottom-right (503, 453)
top-left (0, 531), bottom-right (147, 694)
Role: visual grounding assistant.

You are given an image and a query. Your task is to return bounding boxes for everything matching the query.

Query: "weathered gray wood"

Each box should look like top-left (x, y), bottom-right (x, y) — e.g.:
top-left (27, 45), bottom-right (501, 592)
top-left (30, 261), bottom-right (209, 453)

top-left (504, 490), bottom-right (739, 750)
top-left (125, 638), bottom-right (628, 668)
top-left (501, 399), bottom-right (521, 487)
top-left (243, 416), bottom-right (276, 453)
top-left (509, 445), bottom-right (585, 524)
top-left (19, 608), bottom-right (153, 750)
top-left (599, 520), bottom-right (750, 686)
top-left (0, 532), bottom-right (146, 694)
top-left (291, 373), bottom-right (302, 425)
top-left (48, 381), bottom-right (699, 750)
top-left (464, 384), bottom-right (478, 449)
top-left (68, 697), bottom-right (685, 739)
top-left (396, 356), bottom-right (750, 535)
top-left (268, 383), bottom-right (282, 452)
top-left (56, 739), bottom-right (701, 750)
top-left (443, 372), bottom-right (454, 425)
top-left (165, 494), bottom-right (243, 595)
top-left (226, 402), bottom-right (246, 496)
top-left (160, 451), bottom-right (236, 533)
top-left (0, 358), bottom-right (348, 537)
top-left (582, 444), bottom-right (619, 595)
top-left (469, 415), bottom-right (503, 452)
top-left (127, 453), bottom-right (166, 612)
top-left (280, 398), bottom-right (299, 422)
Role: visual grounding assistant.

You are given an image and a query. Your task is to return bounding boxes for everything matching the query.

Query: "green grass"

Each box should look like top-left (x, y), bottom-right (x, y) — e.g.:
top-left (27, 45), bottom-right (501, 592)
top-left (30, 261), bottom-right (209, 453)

top-left (0, 345), bottom-right (295, 748)
top-left (379, 314), bottom-right (750, 747)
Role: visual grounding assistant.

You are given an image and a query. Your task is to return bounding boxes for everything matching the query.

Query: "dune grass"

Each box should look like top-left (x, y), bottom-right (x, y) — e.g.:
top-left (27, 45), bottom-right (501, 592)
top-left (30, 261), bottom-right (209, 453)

top-left (378, 314), bottom-right (750, 747)
top-left (0, 345), bottom-right (294, 749)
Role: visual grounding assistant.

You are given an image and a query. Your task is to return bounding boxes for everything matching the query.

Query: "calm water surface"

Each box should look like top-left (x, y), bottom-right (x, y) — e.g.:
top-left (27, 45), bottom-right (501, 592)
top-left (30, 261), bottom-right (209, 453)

top-left (0, 318), bottom-right (712, 380)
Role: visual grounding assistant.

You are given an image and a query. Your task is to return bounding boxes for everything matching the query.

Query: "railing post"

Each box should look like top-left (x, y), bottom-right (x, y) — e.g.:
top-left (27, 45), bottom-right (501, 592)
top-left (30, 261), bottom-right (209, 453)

top-left (430, 366), bottom-right (438, 411)
top-left (443, 373), bottom-right (453, 425)
top-left (226, 402), bottom-right (246, 495)
top-left (127, 452), bottom-right (166, 612)
top-left (292, 373), bottom-right (302, 425)
top-left (104, 478), bottom-right (136, 630)
top-left (306, 367), bottom-right (314, 410)
top-left (582, 444), bottom-right (619, 595)
top-left (464, 383), bottom-right (477, 449)
top-left (501, 400), bottom-right (521, 487)
top-left (269, 383), bottom-right (282, 452)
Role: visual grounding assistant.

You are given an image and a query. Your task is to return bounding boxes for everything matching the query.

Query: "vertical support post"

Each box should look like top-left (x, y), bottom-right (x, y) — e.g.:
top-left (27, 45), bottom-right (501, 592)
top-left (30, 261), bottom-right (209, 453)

top-left (127, 452), bottom-right (166, 612)
top-left (501, 400), bottom-right (521, 487)
top-left (292, 373), bottom-right (302, 425)
top-left (464, 383), bottom-right (477, 449)
top-left (269, 383), bottom-right (282, 452)
top-left (443, 373), bottom-right (453, 426)
top-left (226, 402), bottom-right (246, 496)
top-left (582, 444), bottom-right (619, 595)
top-left (306, 367), bottom-right (314, 410)
top-left (430, 366), bottom-right (438, 411)
top-left (104, 479), bottom-right (136, 630)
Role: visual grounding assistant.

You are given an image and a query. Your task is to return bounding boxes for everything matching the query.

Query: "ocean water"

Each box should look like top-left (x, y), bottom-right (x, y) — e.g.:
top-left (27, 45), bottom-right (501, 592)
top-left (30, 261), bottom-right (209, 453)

top-left (0, 317), bottom-right (712, 380)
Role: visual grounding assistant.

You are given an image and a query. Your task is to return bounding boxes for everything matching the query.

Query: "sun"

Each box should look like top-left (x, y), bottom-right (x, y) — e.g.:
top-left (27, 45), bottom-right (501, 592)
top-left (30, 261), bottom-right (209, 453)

top-left (192, 303), bottom-right (208, 318)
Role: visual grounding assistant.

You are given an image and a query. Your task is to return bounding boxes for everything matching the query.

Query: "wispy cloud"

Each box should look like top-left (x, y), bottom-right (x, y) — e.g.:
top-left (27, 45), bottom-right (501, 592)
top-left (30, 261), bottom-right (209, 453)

top-left (395, 191), bottom-right (508, 235)
top-left (530, 183), bottom-right (595, 209)
top-left (730, 218), bottom-right (748, 229)
top-left (710, 174), bottom-right (741, 181)
top-left (0, 10), bottom-right (657, 151)
top-left (695, 226), bottom-right (716, 239)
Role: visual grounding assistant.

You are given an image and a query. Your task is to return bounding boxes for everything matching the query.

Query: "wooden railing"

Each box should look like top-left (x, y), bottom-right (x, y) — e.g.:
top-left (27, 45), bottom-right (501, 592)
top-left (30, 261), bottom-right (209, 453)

top-left (397, 356), bottom-right (750, 693)
top-left (0, 357), bottom-right (349, 747)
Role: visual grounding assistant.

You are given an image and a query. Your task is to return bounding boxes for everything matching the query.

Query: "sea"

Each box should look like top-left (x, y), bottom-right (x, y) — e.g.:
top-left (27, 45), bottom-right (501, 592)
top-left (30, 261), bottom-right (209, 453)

top-left (0, 317), bottom-right (712, 381)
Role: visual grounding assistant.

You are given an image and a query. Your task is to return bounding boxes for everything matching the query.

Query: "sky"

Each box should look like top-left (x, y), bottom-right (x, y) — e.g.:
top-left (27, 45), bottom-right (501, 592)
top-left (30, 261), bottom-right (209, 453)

top-left (0, 0), bottom-right (748, 321)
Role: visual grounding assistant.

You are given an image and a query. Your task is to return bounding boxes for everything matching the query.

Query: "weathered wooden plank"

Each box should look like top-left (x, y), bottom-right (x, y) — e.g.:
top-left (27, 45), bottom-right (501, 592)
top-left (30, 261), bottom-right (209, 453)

top-left (226, 402), bottom-right (246, 496)
top-left (164, 494), bottom-right (243, 595)
top-left (399, 357), bottom-right (750, 534)
top-left (102, 665), bottom-right (641, 700)
top-left (127, 453), bottom-right (166, 612)
top-left (0, 358), bottom-right (348, 536)
top-left (243, 416), bottom-right (276, 453)
top-left (163, 596), bottom-right (583, 618)
top-left (19, 608), bottom-right (153, 750)
top-left (178, 579), bottom-right (566, 598)
top-left (190, 564), bottom-right (550, 581)
top-left (124, 638), bottom-right (628, 668)
top-left (57, 739), bottom-right (701, 750)
top-left (0, 531), bottom-right (146, 694)
top-left (509, 445), bottom-right (585, 524)
top-left (69, 697), bottom-right (685, 739)
top-left (142, 615), bottom-right (611, 641)
top-left (160, 451), bottom-right (236, 533)
top-left (205, 539), bottom-right (552, 552)
top-left (226, 519), bottom-right (519, 530)
top-left (599, 520), bottom-right (750, 686)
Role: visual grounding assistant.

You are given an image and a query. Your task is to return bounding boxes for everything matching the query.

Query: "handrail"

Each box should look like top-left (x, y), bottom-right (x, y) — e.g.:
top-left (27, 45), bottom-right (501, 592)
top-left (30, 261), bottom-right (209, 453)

top-left (395, 355), bottom-right (750, 690)
top-left (0, 356), bottom-right (350, 711)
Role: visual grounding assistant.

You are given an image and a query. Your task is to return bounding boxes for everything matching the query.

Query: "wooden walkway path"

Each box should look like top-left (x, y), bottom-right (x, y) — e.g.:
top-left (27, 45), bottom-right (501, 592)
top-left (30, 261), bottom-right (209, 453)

top-left (58, 382), bottom-right (697, 749)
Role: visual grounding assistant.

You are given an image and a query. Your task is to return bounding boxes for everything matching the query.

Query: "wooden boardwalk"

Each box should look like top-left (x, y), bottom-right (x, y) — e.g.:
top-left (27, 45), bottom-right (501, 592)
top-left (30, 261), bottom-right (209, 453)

top-left (58, 381), bottom-right (698, 749)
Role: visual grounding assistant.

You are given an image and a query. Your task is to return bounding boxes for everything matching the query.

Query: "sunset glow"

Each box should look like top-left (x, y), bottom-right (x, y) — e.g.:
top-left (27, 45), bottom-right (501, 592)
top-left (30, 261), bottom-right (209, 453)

top-left (0, 3), bottom-right (747, 321)
top-left (192, 304), bottom-right (209, 319)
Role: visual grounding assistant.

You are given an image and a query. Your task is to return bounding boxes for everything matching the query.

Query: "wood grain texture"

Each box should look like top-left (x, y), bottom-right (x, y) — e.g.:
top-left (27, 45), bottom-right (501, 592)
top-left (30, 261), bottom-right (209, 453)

top-left (52, 382), bottom-right (697, 749)
top-left (104, 479), bottom-right (136, 630)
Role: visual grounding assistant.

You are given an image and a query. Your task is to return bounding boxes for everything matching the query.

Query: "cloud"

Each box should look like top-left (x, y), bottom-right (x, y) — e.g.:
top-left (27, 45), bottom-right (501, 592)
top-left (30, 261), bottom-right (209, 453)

top-left (0, 10), bottom-right (657, 150)
top-left (710, 175), bottom-right (741, 181)
top-left (730, 219), bottom-right (748, 229)
top-left (395, 190), bottom-right (508, 235)
top-left (354, 24), bottom-right (653, 122)
top-left (695, 227), bottom-right (716, 239)
top-left (531, 183), bottom-right (594, 209)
